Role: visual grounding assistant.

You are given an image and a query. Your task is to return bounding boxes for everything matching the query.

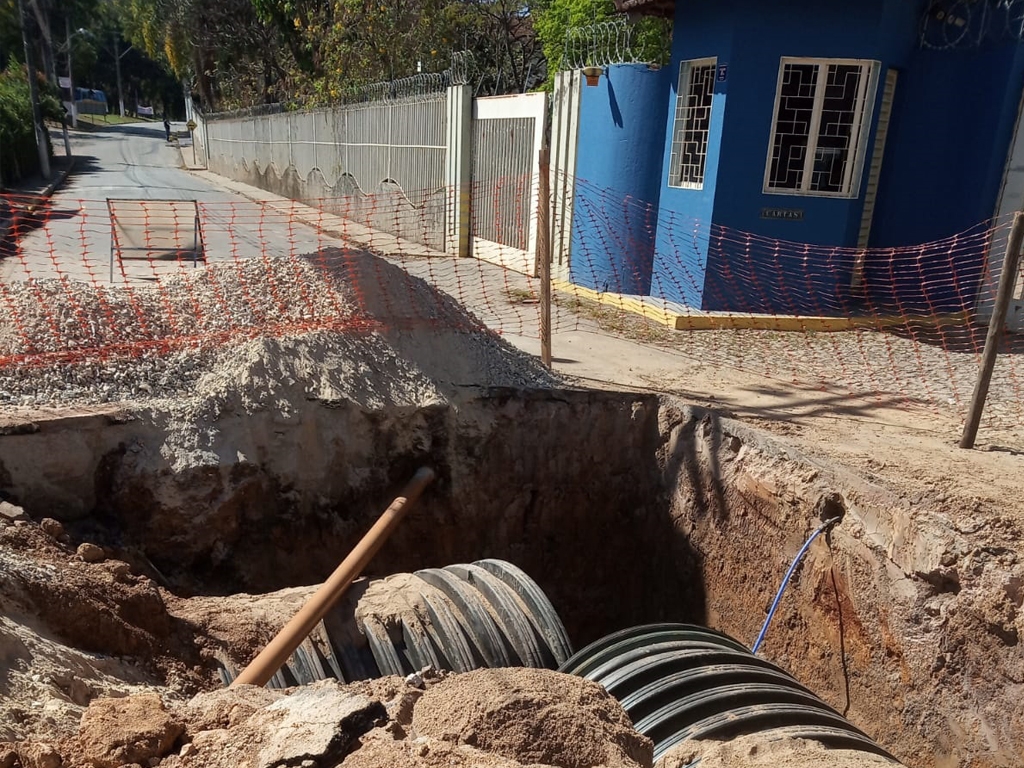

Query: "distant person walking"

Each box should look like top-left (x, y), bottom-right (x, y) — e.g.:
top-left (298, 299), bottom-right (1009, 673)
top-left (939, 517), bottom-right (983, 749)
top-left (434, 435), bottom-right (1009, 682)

top-left (163, 115), bottom-right (172, 142)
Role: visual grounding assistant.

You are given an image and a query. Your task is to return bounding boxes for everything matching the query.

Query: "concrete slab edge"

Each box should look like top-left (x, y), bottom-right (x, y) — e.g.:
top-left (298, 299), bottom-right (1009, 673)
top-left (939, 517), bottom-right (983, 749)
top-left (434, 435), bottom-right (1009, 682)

top-left (551, 279), bottom-right (970, 332)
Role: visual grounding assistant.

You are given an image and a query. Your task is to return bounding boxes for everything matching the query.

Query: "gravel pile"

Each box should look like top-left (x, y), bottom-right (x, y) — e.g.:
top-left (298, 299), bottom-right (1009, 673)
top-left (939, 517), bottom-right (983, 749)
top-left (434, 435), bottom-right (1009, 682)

top-left (0, 249), bottom-right (558, 409)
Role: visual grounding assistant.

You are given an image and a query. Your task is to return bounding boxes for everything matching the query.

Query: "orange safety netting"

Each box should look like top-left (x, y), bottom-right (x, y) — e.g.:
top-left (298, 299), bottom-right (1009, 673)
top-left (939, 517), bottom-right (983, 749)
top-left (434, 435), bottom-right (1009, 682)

top-left (1, 174), bottom-right (1022, 435)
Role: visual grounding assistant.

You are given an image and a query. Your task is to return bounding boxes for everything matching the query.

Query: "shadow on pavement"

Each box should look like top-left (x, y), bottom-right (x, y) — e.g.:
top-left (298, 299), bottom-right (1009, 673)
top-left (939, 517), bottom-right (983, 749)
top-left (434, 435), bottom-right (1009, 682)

top-left (69, 123), bottom-right (165, 140)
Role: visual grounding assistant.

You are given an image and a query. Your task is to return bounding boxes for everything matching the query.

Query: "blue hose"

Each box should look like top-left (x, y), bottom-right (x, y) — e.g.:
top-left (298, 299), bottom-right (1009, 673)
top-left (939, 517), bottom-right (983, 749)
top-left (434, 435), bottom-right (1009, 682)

top-left (752, 517), bottom-right (843, 655)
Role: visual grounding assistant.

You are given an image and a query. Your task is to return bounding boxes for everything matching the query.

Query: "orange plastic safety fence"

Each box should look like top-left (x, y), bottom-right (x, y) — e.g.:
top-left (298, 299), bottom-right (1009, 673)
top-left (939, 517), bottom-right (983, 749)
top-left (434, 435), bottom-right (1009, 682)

top-left (1, 175), bottom-right (1022, 439)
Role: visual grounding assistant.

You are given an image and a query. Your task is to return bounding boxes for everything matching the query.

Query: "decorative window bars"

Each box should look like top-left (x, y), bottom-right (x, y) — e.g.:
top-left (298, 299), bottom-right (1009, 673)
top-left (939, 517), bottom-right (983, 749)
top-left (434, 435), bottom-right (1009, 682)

top-left (765, 58), bottom-right (879, 198)
top-left (669, 58), bottom-right (717, 189)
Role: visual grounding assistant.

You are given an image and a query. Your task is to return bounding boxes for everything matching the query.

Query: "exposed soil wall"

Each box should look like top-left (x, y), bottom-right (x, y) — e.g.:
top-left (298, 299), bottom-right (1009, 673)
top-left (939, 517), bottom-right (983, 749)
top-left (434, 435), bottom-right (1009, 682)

top-left (0, 390), bottom-right (693, 648)
top-left (654, 402), bottom-right (1024, 768)
top-left (1, 390), bottom-right (1021, 767)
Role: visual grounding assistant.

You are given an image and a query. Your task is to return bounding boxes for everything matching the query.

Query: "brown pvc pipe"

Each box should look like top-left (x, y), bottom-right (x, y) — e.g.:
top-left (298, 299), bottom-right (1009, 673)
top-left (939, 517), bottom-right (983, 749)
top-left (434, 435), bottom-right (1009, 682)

top-left (230, 466), bottom-right (436, 687)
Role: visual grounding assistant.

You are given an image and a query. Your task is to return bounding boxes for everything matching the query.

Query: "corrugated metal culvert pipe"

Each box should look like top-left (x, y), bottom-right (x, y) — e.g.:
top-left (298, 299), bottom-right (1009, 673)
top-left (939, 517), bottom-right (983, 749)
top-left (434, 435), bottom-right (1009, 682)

top-left (217, 559), bottom-right (573, 687)
top-left (559, 623), bottom-right (897, 763)
top-left (221, 556), bottom-right (897, 764)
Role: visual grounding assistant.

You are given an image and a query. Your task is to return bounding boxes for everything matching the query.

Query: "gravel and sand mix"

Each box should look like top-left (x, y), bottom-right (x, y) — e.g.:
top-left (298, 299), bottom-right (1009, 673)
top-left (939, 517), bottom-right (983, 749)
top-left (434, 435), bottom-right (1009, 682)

top-left (0, 249), bottom-right (558, 409)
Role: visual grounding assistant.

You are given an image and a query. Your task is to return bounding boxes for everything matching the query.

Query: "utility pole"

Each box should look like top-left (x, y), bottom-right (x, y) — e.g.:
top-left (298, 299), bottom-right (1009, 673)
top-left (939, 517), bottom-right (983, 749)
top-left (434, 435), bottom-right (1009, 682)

top-left (537, 146), bottom-right (552, 368)
top-left (114, 33), bottom-right (128, 118)
top-left (25, 0), bottom-right (56, 85)
top-left (17, 0), bottom-right (51, 181)
top-left (65, 18), bottom-right (77, 129)
top-left (960, 212), bottom-right (1024, 448)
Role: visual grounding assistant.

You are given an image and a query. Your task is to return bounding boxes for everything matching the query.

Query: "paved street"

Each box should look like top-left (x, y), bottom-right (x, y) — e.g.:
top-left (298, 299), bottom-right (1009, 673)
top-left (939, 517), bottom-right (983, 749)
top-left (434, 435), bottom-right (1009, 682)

top-left (4, 123), bottom-right (336, 284)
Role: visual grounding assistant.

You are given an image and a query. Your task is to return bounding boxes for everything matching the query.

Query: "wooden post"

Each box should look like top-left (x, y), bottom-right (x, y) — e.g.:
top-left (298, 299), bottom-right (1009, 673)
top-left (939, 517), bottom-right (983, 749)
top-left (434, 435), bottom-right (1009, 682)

top-left (538, 146), bottom-right (552, 368)
top-left (960, 212), bottom-right (1024, 448)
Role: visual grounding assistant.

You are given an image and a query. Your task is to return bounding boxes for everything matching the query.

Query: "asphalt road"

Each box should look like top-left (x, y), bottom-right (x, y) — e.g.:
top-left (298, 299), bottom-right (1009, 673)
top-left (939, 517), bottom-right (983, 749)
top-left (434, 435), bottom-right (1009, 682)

top-left (4, 122), bottom-right (334, 284)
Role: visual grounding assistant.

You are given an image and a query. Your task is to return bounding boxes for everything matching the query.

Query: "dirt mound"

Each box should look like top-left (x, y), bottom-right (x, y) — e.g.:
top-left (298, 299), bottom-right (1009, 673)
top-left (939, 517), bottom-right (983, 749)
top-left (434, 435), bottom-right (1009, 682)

top-left (0, 520), bottom-right (211, 744)
top-left (0, 250), bottom-right (557, 410)
top-left (656, 732), bottom-right (900, 768)
top-left (123, 670), bottom-right (648, 768)
top-left (76, 695), bottom-right (183, 768)
top-left (0, 514), bottom-right (650, 768)
top-left (412, 668), bottom-right (652, 768)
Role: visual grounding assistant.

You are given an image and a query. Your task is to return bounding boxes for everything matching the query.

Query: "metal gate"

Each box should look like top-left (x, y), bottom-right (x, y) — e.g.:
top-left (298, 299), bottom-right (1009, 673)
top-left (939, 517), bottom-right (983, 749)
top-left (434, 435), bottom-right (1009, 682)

top-left (471, 93), bottom-right (547, 275)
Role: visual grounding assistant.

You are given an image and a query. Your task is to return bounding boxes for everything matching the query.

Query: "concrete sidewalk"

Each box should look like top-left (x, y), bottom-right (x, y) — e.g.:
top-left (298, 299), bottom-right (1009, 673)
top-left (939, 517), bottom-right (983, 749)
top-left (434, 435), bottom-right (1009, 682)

top-left (1, 156), bottom-right (77, 245)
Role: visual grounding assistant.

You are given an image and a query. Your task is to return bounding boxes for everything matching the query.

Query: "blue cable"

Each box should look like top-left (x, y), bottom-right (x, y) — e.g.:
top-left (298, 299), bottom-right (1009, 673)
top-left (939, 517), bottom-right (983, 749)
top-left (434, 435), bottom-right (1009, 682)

top-left (751, 516), bottom-right (843, 655)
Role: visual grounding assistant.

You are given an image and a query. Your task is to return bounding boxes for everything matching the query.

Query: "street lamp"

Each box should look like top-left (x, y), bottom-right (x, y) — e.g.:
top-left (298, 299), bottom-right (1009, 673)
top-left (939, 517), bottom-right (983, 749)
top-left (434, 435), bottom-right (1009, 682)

top-left (59, 22), bottom-right (91, 129)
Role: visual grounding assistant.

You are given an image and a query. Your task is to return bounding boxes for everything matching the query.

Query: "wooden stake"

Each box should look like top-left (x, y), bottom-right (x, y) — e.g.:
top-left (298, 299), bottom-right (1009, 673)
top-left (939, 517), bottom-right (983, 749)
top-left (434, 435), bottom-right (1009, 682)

top-left (960, 213), bottom-right (1024, 448)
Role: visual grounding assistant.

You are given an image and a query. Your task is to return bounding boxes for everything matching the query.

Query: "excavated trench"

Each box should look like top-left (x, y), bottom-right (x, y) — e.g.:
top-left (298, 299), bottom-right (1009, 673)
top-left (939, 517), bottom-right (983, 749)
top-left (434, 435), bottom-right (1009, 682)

top-left (1, 388), bottom-right (1021, 768)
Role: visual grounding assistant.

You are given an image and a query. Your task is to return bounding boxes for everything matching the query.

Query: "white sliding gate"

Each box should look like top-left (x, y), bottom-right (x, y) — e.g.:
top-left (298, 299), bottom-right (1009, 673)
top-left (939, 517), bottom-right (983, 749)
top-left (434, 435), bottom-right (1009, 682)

top-left (470, 92), bottom-right (547, 275)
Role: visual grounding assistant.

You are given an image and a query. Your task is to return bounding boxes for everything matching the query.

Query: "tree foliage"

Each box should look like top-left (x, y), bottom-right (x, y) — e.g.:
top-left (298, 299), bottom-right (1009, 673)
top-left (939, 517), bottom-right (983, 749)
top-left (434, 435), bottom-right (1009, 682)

top-left (4, 0), bottom-right (671, 114)
top-left (0, 63), bottom-right (61, 186)
top-left (114, 0), bottom-right (283, 109)
top-left (533, 0), bottom-right (671, 89)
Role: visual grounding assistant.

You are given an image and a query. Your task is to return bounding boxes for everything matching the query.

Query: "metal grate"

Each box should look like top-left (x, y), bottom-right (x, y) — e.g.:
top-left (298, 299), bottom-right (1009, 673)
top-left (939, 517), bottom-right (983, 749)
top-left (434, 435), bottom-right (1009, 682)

top-left (765, 58), bottom-right (877, 198)
top-left (668, 59), bottom-right (716, 189)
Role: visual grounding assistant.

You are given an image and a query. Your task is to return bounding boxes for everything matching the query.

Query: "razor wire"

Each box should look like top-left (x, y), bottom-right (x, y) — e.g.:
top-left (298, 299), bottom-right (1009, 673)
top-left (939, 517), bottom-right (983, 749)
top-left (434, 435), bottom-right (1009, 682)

top-left (561, 15), bottom-right (651, 69)
top-left (341, 51), bottom-right (473, 105)
top-left (920, 0), bottom-right (1024, 50)
top-left (205, 51), bottom-right (472, 121)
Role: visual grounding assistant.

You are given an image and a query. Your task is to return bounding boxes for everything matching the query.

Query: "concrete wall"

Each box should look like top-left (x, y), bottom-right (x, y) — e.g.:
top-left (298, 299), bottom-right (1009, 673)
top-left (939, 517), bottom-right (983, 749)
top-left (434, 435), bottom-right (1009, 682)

top-left (866, 1), bottom-right (1024, 314)
top-left (570, 64), bottom-right (671, 295)
top-left (700, 0), bottom-right (890, 312)
top-left (650, 4), bottom-right (736, 307)
top-left (873, 46), bottom-right (1024, 248)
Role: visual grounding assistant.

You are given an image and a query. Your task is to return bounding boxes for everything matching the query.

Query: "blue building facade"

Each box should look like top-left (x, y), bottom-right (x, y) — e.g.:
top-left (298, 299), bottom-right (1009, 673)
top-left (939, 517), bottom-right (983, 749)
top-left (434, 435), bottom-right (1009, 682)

top-left (570, 64), bottom-right (670, 296)
top-left (570, 0), bottom-right (1024, 315)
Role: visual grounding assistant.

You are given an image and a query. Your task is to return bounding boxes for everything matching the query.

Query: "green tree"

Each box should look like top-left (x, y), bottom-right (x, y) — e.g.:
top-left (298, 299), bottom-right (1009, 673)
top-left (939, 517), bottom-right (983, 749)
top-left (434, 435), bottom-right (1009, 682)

top-left (0, 63), bottom-right (61, 186)
top-left (533, 0), bottom-right (670, 89)
top-left (458, 0), bottom-right (545, 95)
top-left (114, 0), bottom-right (287, 111)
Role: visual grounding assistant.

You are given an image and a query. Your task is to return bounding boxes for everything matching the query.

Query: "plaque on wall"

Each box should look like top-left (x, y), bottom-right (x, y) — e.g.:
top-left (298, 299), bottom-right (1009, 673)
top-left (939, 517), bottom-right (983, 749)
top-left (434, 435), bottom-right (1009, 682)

top-left (760, 208), bottom-right (804, 221)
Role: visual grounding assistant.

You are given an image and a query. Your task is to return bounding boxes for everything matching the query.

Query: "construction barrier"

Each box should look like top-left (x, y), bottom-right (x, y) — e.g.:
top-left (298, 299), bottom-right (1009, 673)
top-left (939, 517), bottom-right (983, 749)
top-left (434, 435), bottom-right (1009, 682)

top-left (0, 174), bottom-right (1021, 438)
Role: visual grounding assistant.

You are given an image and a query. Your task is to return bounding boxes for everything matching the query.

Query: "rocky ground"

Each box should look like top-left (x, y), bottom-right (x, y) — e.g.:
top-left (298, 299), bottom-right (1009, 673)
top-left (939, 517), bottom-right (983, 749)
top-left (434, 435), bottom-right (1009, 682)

top-left (0, 496), bottom-right (906, 768)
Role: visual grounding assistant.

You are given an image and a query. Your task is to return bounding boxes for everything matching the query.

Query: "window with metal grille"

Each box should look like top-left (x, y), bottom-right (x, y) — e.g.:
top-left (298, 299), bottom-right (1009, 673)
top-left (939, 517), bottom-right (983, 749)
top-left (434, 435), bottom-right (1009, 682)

top-left (668, 58), bottom-right (717, 189)
top-left (765, 58), bottom-right (879, 198)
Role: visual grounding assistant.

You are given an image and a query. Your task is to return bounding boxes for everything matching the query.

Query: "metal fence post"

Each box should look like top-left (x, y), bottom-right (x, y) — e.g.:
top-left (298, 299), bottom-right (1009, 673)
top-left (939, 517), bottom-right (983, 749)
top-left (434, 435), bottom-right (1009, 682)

top-left (445, 84), bottom-right (472, 257)
top-left (538, 146), bottom-right (552, 368)
top-left (960, 211), bottom-right (1024, 448)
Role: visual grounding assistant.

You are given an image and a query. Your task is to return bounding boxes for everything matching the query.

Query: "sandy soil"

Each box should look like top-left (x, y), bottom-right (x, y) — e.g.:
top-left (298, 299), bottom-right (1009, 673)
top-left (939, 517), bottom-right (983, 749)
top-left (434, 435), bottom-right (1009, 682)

top-left (525, 328), bottom-right (1024, 521)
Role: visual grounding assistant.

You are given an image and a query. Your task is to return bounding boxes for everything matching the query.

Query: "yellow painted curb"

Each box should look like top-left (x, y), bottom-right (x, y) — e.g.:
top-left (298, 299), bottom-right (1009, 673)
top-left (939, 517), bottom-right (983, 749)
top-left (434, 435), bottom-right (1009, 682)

top-left (552, 280), bottom-right (970, 332)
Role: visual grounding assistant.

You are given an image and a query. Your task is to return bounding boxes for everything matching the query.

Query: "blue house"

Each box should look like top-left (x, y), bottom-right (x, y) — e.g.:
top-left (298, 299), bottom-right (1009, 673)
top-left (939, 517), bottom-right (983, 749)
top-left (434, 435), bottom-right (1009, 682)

top-left (566, 0), bottom-right (1024, 320)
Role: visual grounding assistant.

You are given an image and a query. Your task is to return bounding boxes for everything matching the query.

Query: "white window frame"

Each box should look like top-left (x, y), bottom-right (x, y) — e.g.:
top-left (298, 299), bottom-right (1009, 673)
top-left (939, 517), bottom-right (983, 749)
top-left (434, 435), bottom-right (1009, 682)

top-left (668, 57), bottom-right (718, 190)
top-left (763, 57), bottom-right (880, 199)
